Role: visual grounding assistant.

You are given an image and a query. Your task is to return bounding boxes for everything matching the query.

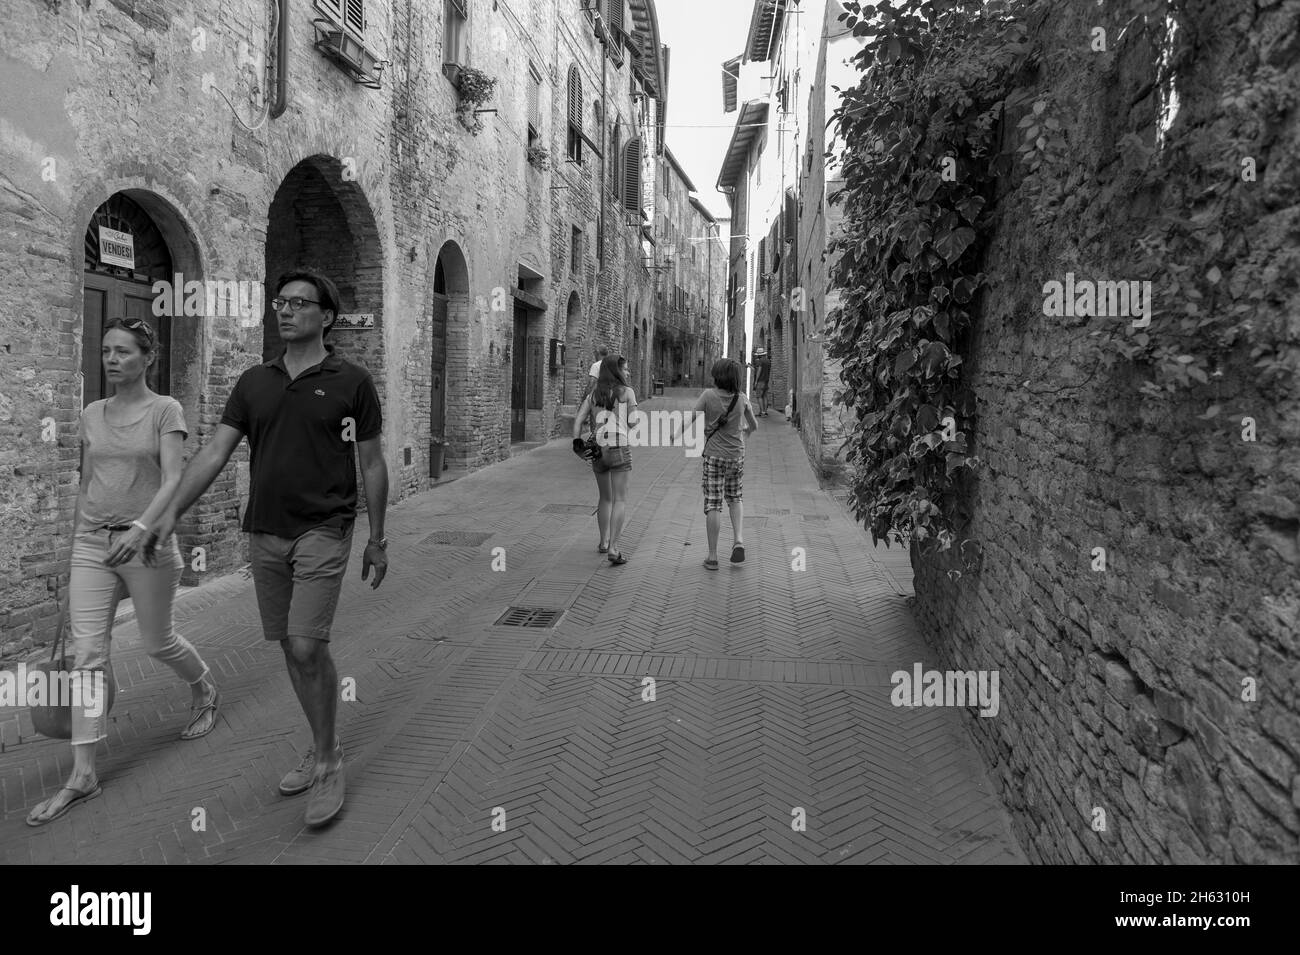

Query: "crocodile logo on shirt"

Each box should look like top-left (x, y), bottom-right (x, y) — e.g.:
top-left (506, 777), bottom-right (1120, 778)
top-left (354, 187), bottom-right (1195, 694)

top-left (314, 389), bottom-right (326, 397)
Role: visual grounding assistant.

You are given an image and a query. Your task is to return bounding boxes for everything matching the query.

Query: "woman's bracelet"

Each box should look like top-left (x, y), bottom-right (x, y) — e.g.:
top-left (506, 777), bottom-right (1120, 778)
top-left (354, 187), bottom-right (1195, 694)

top-left (132, 520), bottom-right (151, 534)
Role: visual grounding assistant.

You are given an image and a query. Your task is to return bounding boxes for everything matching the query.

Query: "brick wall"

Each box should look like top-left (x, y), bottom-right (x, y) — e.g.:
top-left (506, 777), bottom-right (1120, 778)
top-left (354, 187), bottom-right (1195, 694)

top-left (909, 2), bottom-right (1300, 863)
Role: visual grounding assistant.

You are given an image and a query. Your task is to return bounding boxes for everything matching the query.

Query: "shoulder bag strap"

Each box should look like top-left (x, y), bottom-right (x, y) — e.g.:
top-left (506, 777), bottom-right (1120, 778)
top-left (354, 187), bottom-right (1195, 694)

top-left (706, 393), bottom-right (740, 441)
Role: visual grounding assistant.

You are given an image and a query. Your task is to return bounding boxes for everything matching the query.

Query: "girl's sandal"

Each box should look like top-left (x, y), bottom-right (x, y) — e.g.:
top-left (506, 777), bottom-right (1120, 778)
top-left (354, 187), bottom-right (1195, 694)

top-left (608, 551), bottom-right (628, 566)
top-left (181, 687), bottom-right (221, 740)
top-left (703, 558), bottom-right (719, 570)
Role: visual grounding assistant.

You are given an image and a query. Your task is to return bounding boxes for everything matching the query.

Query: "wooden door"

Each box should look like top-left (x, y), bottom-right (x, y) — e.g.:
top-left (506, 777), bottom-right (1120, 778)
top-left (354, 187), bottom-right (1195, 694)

top-left (511, 302), bottom-right (527, 442)
top-left (430, 293), bottom-right (448, 442)
top-left (82, 273), bottom-right (171, 405)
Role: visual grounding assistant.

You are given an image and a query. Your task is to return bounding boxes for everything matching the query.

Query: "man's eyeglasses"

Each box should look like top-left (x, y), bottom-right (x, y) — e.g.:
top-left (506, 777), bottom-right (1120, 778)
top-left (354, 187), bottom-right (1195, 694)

top-left (271, 297), bottom-right (322, 312)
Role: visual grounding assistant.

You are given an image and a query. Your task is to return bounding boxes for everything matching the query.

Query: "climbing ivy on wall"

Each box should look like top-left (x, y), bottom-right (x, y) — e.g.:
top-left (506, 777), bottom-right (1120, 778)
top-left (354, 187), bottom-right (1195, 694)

top-left (827, 0), bottom-right (1034, 551)
top-left (827, 0), bottom-right (1299, 552)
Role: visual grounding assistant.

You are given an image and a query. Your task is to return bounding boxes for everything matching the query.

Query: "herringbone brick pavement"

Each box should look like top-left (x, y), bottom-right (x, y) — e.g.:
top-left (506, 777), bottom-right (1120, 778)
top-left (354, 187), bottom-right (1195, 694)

top-left (0, 390), bottom-right (1025, 864)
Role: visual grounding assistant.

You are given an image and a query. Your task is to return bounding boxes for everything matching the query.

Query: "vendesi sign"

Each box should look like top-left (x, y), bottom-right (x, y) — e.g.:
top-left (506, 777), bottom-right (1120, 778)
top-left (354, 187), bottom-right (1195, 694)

top-left (98, 227), bottom-right (135, 269)
top-left (334, 312), bottom-right (374, 330)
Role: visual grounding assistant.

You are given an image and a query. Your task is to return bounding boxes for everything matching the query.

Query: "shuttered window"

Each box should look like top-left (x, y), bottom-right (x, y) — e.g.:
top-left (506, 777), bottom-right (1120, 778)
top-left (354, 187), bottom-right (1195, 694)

top-left (345, 0), bottom-right (364, 33)
top-left (566, 66), bottom-right (583, 162)
top-left (527, 62), bottom-right (542, 145)
top-left (610, 123), bottom-right (622, 201)
top-left (319, 0), bottom-right (364, 34)
top-left (604, 0), bottom-right (624, 35)
top-left (622, 137), bottom-right (642, 214)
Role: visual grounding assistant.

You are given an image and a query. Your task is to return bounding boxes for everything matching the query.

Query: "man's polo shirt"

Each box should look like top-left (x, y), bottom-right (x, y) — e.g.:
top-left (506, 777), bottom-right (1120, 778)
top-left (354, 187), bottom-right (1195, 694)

top-left (220, 345), bottom-right (383, 539)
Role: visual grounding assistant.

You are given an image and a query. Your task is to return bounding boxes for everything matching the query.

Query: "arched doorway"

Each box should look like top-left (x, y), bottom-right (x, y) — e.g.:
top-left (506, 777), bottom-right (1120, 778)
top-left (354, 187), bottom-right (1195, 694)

top-left (264, 156), bottom-right (385, 385)
top-left (564, 291), bottom-right (583, 403)
top-left (82, 193), bottom-right (174, 405)
top-left (433, 241), bottom-right (470, 471)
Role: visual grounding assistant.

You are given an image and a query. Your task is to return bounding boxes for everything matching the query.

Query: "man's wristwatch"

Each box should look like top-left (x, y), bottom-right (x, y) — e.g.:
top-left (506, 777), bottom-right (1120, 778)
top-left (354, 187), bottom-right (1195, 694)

top-left (367, 538), bottom-right (388, 550)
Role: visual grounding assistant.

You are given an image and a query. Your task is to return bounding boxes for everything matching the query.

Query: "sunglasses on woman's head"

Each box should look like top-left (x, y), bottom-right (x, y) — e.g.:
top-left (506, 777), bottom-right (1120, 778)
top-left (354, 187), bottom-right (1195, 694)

top-left (119, 318), bottom-right (153, 334)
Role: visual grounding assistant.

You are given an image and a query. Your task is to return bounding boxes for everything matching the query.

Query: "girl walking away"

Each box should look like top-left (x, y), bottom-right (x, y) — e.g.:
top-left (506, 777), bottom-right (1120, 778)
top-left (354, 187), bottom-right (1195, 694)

top-left (694, 358), bottom-right (759, 570)
top-left (573, 355), bottom-right (637, 565)
top-left (27, 318), bottom-right (219, 827)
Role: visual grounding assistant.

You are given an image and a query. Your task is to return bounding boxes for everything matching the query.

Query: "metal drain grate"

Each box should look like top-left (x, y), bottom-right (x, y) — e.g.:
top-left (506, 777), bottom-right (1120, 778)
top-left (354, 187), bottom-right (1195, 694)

top-left (801, 514), bottom-right (831, 522)
top-left (417, 530), bottom-right (494, 547)
top-left (540, 503), bottom-right (598, 515)
top-left (755, 508), bottom-right (791, 516)
top-left (747, 517), bottom-right (770, 528)
top-left (494, 606), bottom-right (564, 628)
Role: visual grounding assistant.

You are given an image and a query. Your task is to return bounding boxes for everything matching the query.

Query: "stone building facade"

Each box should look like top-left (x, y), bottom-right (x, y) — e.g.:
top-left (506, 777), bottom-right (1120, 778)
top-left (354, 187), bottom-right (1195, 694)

top-left (716, 0), bottom-right (856, 480)
top-left (0, 0), bottom-right (667, 654)
top-left (650, 147), bottom-right (726, 389)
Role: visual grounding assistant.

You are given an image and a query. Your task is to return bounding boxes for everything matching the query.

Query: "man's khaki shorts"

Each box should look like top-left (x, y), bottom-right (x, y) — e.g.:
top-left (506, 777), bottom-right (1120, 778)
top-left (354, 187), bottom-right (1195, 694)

top-left (249, 524), bottom-right (353, 642)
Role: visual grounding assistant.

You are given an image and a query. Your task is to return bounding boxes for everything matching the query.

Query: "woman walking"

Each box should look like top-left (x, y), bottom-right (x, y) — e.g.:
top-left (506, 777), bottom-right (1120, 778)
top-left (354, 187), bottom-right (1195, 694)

top-left (573, 355), bottom-right (637, 566)
top-left (27, 318), bottom-right (220, 827)
top-left (693, 358), bottom-right (758, 570)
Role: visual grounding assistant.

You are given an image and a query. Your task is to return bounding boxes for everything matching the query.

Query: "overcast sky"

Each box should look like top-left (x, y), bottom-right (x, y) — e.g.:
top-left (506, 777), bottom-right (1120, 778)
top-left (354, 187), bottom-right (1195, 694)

top-left (656, 0), bottom-right (756, 224)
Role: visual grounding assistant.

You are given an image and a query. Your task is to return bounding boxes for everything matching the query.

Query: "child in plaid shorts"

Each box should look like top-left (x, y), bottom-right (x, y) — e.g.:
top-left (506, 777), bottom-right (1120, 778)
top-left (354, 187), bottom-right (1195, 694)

top-left (693, 358), bottom-right (758, 570)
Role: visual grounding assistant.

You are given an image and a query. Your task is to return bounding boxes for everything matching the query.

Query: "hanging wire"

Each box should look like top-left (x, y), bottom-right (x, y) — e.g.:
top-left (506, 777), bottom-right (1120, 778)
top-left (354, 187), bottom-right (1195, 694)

top-left (209, 0), bottom-right (279, 133)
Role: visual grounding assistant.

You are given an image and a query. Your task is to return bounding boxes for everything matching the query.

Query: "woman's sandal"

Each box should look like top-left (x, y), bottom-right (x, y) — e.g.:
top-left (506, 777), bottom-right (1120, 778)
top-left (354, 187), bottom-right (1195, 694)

top-left (598, 542), bottom-right (609, 553)
top-left (703, 557), bottom-right (719, 570)
top-left (607, 551), bottom-right (628, 566)
top-left (181, 687), bottom-right (221, 741)
top-left (26, 783), bottom-right (102, 827)
top-left (731, 544), bottom-right (746, 563)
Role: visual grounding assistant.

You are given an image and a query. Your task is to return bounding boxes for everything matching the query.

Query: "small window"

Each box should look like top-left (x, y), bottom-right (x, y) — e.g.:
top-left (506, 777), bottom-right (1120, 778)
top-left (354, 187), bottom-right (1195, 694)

top-left (572, 225), bottom-right (582, 274)
top-left (444, 0), bottom-right (467, 66)
top-left (527, 61), bottom-right (542, 147)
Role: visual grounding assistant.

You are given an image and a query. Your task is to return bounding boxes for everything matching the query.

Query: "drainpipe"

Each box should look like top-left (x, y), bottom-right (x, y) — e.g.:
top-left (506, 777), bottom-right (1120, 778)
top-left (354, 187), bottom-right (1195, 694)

top-left (270, 0), bottom-right (289, 118)
top-left (600, 32), bottom-right (607, 345)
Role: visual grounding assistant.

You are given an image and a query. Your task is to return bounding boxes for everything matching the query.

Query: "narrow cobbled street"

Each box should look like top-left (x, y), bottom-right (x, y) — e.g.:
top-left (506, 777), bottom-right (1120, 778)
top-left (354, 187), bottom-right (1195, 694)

top-left (1, 392), bottom-right (1022, 864)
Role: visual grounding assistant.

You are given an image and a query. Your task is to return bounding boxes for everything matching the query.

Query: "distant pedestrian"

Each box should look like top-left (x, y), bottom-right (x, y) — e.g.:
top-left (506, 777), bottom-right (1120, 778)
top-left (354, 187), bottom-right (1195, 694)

top-left (27, 318), bottom-right (219, 827)
top-left (753, 347), bottom-right (772, 416)
top-left (694, 358), bottom-right (758, 570)
top-left (153, 268), bottom-right (390, 829)
top-left (573, 355), bottom-right (637, 565)
top-left (587, 346), bottom-right (609, 389)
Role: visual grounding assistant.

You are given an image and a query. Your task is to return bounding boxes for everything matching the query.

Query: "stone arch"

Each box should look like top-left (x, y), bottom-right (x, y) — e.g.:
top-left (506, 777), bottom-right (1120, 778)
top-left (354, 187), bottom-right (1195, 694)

top-left (434, 239), bottom-right (471, 471)
top-left (265, 155), bottom-right (386, 389)
top-left (76, 184), bottom-right (208, 581)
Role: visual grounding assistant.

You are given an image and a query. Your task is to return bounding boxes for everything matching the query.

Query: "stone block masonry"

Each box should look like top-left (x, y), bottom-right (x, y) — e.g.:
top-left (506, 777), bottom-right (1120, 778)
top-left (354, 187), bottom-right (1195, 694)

top-left (909, 1), bottom-right (1300, 863)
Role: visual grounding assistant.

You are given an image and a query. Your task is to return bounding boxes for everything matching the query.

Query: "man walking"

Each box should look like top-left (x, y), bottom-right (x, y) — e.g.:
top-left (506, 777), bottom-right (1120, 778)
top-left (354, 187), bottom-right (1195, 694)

top-left (154, 268), bottom-right (389, 828)
top-left (753, 347), bottom-right (772, 417)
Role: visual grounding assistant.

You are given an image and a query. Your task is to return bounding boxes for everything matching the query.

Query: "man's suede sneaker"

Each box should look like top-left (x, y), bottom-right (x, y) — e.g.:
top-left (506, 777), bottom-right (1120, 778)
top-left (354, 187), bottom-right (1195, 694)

top-left (279, 745), bottom-right (317, 796)
top-left (304, 745), bottom-right (345, 827)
